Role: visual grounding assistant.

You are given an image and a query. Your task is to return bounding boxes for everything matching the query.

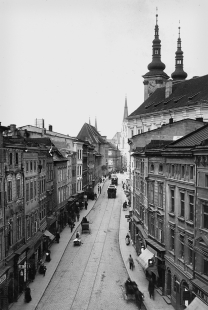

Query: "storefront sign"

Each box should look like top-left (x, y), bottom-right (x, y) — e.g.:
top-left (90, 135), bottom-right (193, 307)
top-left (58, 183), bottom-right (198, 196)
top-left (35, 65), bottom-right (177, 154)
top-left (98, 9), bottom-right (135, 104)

top-left (0, 274), bottom-right (6, 285)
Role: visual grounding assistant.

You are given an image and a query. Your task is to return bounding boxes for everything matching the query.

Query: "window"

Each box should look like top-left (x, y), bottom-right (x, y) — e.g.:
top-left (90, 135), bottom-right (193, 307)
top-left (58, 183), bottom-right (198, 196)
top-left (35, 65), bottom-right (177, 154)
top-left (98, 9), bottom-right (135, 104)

top-left (43, 160), bottom-right (45, 169)
top-left (131, 130), bottom-right (134, 137)
top-left (26, 161), bottom-right (29, 172)
top-left (189, 195), bottom-right (194, 221)
top-left (170, 229), bottom-right (175, 251)
top-left (15, 153), bottom-right (18, 165)
top-left (205, 175), bottom-right (208, 187)
top-left (158, 183), bottom-right (163, 208)
top-left (155, 49), bottom-right (159, 54)
top-left (173, 276), bottom-right (177, 292)
top-left (34, 180), bottom-right (36, 197)
top-left (26, 183), bottom-right (29, 202)
top-left (188, 239), bottom-right (193, 265)
top-left (17, 217), bottom-right (22, 240)
top-left (9, 153), bottom-right (13, 165)
top-left (203, 204), bottom-right (208, 229)
top-left (170, 189), bottom-right (175, 212)
top-left (16, 178), bottom-right (21, 198)
top-left (150, 163), bottom-right (154, 173)
top-left (177, 59), bottom-right (182, 64)
top-left (149, 182), bottom-right (154, 204)
top-left (30, 181), bottom-right (33, 200)
top-left (26, 218), bottom-right (30, 239)
top-left (7, 181), bottom-right (12, 202)
top-left (181, 165), bottom-right (185, 179)
top-left (138, 129), bottom-right (141, 134)
top-left (158, 220), bottom-right (164, 243)
top-left (30, 161), bottom-right (33, 171)
top-left (180, 235), bottom-right (184, 258)
top-left (159, 164), bottom-right (163, 173)
top-left (171, 165), bottom-right (175, 177)
top-left (180, 192), bottom-right (185, 217)
top-left (34, 161), bottom-right (36, 171)
top-left (190, 166), bottom-right (194, 180)
top-left (204, 259), bottom-right (208, 276)
top-left (0, 234), bottom-right (2, 260)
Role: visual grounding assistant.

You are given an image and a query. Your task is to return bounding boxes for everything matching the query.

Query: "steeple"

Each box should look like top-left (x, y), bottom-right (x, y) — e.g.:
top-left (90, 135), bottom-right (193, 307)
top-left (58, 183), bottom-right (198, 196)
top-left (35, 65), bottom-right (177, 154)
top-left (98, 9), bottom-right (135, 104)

top-left (95, 117), bottom-right (97, 130)
top-left (123, 96), bottom-right (128, 120)
top-left (171, 24), bottom-right (187, 81)
top-left (143, 11), bottom-right (169, 80)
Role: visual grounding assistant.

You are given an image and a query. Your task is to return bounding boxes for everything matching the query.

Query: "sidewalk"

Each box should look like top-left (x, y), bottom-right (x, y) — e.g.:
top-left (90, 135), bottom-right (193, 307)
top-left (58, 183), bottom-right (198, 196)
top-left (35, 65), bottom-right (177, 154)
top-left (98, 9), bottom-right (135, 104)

top-left (119, 183), bottom-right (174, 310)
top-left (9, 182), bottom-right (102, 310)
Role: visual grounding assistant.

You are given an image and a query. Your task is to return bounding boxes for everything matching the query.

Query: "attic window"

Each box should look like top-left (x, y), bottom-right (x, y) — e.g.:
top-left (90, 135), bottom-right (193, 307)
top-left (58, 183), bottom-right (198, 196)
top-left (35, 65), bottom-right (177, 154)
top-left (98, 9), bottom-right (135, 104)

top-left (173, 95), bottom-right (185, 103)
top-left (145, 102), bottom-right (155, 109)
top-left (163, 99), bottom-right (172, 105)
top-left (154, 100), bottom-right (164, 107)
top-left (188, 92), bottom-right (200, 101)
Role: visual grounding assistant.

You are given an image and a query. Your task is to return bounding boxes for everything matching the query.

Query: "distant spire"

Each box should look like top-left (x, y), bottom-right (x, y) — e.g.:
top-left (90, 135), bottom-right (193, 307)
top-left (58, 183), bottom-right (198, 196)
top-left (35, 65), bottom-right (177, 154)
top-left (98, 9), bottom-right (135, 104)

top-left (171, 22), bottom-right (187, 80)
top-left (95, 117), bottom-right (97, 130)
top-left (89, 117), bottom-right (91, 125)
top-left (123, 95), bottom-right (128, 120)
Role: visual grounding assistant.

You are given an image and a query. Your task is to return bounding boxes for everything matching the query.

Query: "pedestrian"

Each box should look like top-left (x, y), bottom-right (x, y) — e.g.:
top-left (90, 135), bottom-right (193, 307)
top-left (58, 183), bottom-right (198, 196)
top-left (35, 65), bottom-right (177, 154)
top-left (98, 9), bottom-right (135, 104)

top-left (85, 200), bottom-right (88, 210)
top-left (55, 231), bottom-right (60, 243)
top-left (135, 288), bottom-right (144, 310)
top-left (42, 265), bottom-right (47, 277)
top-left (76, 231), bottom-right (80, 239)
top-left (24, 286), bottom-right (32, 303)
top-left (148, 277), bottom-right (155, 299)
top-left (128, 254), bottom-right (134, 270)
top-left (77, 212), bottom-right (80, 221)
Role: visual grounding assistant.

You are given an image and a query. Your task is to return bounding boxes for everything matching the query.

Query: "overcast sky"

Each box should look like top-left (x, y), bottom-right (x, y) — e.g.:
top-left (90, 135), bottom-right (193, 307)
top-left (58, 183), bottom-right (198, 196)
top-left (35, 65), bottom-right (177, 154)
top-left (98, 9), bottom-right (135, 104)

top-left (1, 0), bottom-right (208, 139)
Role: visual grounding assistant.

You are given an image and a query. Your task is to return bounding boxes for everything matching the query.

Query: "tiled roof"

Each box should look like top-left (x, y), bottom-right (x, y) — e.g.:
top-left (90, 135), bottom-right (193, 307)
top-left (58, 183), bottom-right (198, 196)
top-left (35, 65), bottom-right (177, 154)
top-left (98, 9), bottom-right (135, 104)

top-left (167, 123), bottom-right (208, 147)
top-left (77, 123), bottom-right (106, 144)
top-left (128, 75), bottom-right (208, 117)
top-left (145, 140), bottom-right (173, 149)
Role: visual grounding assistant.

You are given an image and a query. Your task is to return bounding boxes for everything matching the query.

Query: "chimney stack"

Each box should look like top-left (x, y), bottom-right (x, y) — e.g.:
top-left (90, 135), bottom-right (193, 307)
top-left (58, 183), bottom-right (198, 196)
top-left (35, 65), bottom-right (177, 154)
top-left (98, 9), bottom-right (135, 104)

top-left (165, 79), bottom-right (172, 98)
top-left (49, 125), bottom-right (53, 132)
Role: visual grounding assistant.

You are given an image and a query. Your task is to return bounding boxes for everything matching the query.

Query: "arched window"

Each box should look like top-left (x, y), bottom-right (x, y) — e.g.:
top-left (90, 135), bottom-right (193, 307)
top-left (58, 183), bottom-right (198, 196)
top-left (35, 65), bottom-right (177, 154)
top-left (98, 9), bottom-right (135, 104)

top-left (159, 164), bottom-right (163, 173)
top-left (150, 163), bottom-right (154, 173)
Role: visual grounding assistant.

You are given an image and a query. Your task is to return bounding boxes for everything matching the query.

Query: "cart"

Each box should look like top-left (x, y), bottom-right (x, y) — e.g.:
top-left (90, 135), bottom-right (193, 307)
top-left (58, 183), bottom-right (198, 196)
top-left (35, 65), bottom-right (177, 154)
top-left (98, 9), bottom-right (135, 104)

top-left (107, 185), bottom-right (117, 198)
top-left (73, 238), bottom-right (81, 246)
top-left (81, 222), bottom-right (90, 233)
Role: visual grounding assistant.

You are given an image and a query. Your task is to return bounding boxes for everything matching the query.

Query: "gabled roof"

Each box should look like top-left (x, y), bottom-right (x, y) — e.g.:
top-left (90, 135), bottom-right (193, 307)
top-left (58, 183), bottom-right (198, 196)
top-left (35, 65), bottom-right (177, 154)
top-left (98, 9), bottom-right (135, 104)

top-left (165, 123), bottom-right (208, 148)
top-left (128, 75), bottom-right (208, 118)
top-left (77, 123), bottom-right (107, 144)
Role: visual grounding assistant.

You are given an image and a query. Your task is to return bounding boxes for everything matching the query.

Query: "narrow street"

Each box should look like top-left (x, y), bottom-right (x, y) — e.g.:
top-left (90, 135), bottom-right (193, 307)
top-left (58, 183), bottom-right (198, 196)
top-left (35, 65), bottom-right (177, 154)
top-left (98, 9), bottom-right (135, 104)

top-left (36, 176), bottom-right (139, 310)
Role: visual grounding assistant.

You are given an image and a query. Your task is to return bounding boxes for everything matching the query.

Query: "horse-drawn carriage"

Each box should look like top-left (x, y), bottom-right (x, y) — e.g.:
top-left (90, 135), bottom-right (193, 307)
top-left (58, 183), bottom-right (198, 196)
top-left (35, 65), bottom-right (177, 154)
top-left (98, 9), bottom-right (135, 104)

top-left (111, 174), bottom-right (118, 185)
top-left (124, 278), bottom-right (144, 308)
top-left (81, 217), bottom-right (90, 233)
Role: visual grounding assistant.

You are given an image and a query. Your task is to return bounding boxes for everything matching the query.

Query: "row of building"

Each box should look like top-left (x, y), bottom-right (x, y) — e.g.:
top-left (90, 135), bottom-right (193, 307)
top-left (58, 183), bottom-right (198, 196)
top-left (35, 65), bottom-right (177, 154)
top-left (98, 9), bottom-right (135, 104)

top-left (119, 14), bottom-right (208, 310)
top-left (0, 121), bottom-right (122, 309)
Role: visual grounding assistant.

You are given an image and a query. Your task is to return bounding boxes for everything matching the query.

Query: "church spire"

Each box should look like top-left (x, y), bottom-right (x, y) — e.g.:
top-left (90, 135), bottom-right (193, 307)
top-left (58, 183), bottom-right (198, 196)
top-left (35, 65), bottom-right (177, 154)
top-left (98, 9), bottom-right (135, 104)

top-left (95, 117), bottom-right (97, 130)
top-left (143, 10), bottom-right (169, 80)
top-left (123, 95), bottom-right (128, 120)
top-left (171, 23), bottom-right (187, 80)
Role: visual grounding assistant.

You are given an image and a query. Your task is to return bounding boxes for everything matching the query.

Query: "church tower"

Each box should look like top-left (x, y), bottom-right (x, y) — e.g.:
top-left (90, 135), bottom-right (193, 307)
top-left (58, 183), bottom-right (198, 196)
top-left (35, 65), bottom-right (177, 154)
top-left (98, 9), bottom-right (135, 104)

top-left (171, 25), bottom-right (187, 81)
top-left (143, 13), bottom-right (169, 101)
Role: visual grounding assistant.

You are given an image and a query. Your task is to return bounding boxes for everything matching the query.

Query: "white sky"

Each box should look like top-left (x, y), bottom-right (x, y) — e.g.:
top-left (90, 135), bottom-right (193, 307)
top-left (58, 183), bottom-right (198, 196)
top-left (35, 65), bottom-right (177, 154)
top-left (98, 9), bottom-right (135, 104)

top-left (1, 0), bottom-right (208, 138)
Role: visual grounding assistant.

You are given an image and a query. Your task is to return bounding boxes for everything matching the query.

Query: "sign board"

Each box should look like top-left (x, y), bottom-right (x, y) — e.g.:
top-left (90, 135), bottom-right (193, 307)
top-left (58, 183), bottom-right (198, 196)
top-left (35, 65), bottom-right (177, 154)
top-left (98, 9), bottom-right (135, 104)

top-left (125, 215), bottom-right (130, 218)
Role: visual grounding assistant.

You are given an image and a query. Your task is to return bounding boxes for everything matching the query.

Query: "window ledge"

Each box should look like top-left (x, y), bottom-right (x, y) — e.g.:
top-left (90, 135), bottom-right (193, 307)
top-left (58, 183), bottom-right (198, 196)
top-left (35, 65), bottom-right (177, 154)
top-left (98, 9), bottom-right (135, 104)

top-left (178, 257), bottom-right (185, 264)
top-left (169, 212), bottom-right (175, 218)
top-left (199, 228), bottom-right (208, 234)
top-left (186, 220), bottom-right (194, 227)
top-left (178, 216), bottom-right (185, 222)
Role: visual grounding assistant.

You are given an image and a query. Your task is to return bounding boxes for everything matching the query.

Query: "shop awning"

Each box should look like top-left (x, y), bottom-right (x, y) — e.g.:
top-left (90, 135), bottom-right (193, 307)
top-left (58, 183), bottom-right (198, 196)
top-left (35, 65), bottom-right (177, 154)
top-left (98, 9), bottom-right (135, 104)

top-left (184, 297), bottom-right (207, 310)
top-left (47, 216), bottom-right (57, 226)
top-left (145, 238), bottom-right (166, 252)
top-left (191, 278), bottom-right (208, 295)
top-left (136, 224), bottom-right (148, 239)
top-left (136, 248), bottom-right (154, 270)
top-left (44, 230), bottom-right (55, 241)
top-left (146, 265), bottom-right (159, 278)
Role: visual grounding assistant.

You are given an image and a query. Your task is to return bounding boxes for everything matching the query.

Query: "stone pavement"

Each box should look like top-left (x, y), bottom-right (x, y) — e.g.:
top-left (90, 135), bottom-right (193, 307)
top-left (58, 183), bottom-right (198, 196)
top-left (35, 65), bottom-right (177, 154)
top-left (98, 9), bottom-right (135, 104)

top-left (119, 174), bottom-right (174, 310)
top-left (10, 175), bottom-right (174, 310)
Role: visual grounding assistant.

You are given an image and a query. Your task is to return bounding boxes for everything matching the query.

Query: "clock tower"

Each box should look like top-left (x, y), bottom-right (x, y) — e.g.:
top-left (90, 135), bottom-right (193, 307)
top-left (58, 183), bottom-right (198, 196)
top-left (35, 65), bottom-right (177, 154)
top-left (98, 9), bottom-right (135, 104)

top-left (143, 13), bottom-right (169, 101)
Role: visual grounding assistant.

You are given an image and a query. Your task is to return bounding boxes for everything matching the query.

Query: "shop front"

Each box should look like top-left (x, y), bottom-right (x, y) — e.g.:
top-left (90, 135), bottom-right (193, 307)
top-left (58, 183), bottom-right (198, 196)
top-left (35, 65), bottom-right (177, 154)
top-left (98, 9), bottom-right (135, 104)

top-left (0, 266), bottom-right (10, 310)
top-left (191, 278), bottom-right (208, 308)
top-left (46, 215), bottom-right (57, 235)
top-left (145, 238), bottom-right (166, 294)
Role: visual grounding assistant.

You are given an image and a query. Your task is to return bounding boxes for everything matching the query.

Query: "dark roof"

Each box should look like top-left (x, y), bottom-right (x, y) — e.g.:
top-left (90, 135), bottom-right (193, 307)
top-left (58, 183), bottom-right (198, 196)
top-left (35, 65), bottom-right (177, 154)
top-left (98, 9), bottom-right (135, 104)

top-left (145, 140), bottom-right (173, 149)
top-left (128, 75), bottom-right (208, 117)
top-left (77, 123), bottom-right (107, 144)
top-left (166, 123), bottom-right (208, 148)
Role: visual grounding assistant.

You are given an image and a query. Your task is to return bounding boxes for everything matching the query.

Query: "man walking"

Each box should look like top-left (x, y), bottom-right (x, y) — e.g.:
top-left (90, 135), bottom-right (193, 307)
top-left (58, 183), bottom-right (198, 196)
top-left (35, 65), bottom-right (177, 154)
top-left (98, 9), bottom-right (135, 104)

top-left (128, 254), bottom-right (134, 270)
top-left (85, 200), bottom-right (88, 210)
top-left (148, 277), bottom-right (155, 299)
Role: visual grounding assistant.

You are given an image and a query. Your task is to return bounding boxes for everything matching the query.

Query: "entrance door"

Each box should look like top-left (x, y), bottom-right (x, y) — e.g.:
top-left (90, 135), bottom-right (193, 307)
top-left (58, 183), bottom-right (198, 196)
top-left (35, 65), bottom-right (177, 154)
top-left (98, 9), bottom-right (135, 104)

top-left (166, 269), bottom-right (171, 296)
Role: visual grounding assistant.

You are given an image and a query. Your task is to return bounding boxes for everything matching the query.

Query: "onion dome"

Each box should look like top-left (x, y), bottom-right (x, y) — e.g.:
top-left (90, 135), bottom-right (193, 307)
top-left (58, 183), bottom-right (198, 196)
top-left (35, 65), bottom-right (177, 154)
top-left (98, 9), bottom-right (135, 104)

top-left (171, 26), bottom-right (187, 80)
top-left (147, 14), bottom-right (166, 72)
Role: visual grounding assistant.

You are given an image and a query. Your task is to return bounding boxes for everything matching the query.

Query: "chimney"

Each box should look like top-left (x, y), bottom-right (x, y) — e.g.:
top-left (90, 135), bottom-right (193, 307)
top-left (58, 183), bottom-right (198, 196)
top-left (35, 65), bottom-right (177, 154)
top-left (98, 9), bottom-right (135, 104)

top-left (42, 128), bottom-right (46, 136)
top-left (10, 124), bottom-right (16, 132)
top-left (165, 80), bottom-right (172, 98)
top-left (169, 118), bottom-right (173, 124)
top-left (49, 125), bottom-right (53, 132)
